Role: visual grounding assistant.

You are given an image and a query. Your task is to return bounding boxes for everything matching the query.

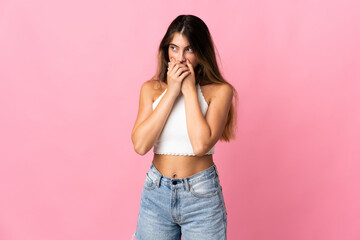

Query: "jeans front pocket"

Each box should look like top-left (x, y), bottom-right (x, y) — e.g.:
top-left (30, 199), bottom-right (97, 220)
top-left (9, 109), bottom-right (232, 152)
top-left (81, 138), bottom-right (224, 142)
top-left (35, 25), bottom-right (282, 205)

top-left (190, 174), bottom-right (220, 198)
top-left (143, 172), bottom-right (156, 190)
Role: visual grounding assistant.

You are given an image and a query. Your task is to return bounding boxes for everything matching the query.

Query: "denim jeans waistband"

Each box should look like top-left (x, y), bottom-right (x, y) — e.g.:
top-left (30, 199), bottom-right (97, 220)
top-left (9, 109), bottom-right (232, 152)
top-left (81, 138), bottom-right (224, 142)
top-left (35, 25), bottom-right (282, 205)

top-left (148, 163), bottom-right (219, 190)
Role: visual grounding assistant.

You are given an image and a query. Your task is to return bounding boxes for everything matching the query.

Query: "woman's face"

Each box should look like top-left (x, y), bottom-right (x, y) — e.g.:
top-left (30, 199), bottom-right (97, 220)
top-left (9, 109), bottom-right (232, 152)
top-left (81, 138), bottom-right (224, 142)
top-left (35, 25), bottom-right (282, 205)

top-left (168, 32), bottom-right (198, 68)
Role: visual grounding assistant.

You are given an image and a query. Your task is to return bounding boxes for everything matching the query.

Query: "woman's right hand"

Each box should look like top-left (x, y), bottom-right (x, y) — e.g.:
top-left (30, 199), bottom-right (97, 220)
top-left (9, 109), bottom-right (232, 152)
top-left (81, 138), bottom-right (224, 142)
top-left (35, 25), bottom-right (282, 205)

top-left (166, 58), bottom-right (191, 96)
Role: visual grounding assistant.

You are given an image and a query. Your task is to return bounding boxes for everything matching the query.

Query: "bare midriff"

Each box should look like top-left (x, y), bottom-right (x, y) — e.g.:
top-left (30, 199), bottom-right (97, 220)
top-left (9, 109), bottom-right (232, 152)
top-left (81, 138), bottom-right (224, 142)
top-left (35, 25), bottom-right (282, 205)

top-left (152, 154), bottom-right (214, 179)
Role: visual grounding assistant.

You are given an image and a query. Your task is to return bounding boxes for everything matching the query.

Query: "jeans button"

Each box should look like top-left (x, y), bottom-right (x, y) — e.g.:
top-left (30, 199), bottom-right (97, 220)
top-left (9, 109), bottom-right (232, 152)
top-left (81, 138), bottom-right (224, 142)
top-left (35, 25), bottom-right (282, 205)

top-left (172, 180), bottom-right (177, 185)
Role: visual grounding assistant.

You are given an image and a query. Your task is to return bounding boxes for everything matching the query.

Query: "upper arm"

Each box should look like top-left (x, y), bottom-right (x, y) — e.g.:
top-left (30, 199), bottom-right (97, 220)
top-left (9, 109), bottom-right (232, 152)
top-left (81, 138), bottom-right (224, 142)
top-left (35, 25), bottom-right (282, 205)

top-left (205, 84), bottom-right (233, 146)
top-left (131, 80), bottom-right (155, 138)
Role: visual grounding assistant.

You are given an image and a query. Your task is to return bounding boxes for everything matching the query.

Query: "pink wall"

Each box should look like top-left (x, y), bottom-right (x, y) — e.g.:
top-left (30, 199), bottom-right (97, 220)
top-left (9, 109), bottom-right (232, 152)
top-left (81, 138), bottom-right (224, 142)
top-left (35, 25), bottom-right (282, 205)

top-left (1, 0), bottom-right (359, 239)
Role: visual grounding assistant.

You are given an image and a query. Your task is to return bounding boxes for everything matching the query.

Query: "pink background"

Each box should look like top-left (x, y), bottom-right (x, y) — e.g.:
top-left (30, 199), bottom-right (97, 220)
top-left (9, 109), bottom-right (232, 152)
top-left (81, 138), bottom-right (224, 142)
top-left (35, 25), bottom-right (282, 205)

top-left (1, 0), bottom-right (359, 239)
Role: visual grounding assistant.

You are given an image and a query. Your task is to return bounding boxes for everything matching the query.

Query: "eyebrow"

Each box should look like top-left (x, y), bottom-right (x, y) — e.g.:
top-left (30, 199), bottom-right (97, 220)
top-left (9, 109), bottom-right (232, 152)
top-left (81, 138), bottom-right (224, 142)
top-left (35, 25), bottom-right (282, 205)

top-left (169, 43), bottom-right (191, 48)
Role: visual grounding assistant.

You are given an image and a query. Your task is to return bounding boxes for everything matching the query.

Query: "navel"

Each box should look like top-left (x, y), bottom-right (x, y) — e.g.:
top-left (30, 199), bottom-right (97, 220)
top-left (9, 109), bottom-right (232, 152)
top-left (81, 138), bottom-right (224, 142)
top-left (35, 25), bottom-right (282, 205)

top-left (172, 173), bottom-right (177, 178)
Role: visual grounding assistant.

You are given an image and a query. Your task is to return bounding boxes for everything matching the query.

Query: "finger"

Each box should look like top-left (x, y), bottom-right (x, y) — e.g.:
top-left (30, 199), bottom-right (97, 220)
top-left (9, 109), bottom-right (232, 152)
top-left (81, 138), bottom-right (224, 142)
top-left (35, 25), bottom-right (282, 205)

top-left (178, 70), bottom-right (191, 81)
top-left (175, 66), bottom-right (190, 77)
top-left (186, 59), bottom-right (194, 74)
top-left (171, 64), bottom-right (181, 75)
top-left (167, 58), bottom-right (176, 71)
top-left (178, 62), bottom-right (188, 68)
top-left (174, 62), bottom-right (189, 71)
top-left (174, 66), bottom-right (184, 76)
top-left (168, 61), bottom-right (174, 72)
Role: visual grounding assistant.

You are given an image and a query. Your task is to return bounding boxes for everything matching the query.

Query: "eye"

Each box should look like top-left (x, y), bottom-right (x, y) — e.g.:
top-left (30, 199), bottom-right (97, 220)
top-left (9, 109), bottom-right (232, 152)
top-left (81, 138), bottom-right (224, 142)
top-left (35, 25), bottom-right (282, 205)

top-left (170, 45), bottom-right (177, 51)
top-left (186, 47), bottom-right (193, 52)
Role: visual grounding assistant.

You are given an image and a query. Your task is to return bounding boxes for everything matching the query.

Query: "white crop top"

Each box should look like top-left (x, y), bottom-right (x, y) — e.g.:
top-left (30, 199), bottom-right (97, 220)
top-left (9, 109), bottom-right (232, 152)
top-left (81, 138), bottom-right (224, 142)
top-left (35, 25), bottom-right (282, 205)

top-left (152, 83), bottom-right (215, 156)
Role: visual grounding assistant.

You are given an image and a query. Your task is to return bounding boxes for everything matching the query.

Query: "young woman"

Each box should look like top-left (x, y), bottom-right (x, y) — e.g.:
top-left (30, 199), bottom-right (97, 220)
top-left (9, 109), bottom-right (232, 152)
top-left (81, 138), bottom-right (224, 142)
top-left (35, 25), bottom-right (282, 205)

top-left (131, 14), bottom-right (238, 240)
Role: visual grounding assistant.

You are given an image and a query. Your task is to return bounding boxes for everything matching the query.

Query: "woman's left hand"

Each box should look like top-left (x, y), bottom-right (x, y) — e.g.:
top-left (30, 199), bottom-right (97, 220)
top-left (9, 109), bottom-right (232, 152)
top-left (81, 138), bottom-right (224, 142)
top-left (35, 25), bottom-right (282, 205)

top-left (181, 59), bottom-right (196, 93)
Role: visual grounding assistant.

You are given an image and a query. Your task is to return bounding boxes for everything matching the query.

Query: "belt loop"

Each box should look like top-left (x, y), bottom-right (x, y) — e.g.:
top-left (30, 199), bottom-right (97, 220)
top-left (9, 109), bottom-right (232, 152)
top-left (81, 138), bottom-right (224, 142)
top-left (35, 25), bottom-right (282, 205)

top-left (184, 178), bottom-right (190, 192)
top-left (156, 175), bottom-right (162, 188)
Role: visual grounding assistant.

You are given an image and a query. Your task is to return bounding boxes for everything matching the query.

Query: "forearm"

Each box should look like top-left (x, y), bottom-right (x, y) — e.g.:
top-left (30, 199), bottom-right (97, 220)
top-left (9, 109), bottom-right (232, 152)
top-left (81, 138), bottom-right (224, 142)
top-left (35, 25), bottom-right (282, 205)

top-left (132, 91), bottom-right (178, 155)
top-left (182, 85), bottom-right (212, 155)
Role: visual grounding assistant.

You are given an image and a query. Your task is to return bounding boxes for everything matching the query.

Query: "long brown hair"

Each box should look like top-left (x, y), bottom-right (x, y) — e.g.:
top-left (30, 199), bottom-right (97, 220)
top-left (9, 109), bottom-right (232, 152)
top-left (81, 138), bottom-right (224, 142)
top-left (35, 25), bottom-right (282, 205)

top-left (152, 15), bottom-right (238, 141)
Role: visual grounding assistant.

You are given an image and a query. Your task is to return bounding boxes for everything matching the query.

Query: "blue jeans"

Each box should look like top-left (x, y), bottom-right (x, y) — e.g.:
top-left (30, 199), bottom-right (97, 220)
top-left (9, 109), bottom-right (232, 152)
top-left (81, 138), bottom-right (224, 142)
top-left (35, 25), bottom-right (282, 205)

top-left (134, 163), bottom-right (227, 240)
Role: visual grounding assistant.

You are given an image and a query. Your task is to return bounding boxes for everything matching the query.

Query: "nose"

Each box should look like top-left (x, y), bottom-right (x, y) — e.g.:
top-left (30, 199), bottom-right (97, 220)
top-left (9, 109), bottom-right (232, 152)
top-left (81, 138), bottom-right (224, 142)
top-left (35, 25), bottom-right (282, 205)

top-left (177, 52), bottom-right (186, 63)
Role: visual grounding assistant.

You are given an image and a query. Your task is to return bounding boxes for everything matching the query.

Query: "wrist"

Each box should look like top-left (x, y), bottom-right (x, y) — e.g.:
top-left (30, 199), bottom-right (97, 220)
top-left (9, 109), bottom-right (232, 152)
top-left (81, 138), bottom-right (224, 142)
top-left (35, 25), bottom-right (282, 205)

top-left (182, 83), bottom-right (196, 97)
top-left (166, 88), bottom-right (180, 99)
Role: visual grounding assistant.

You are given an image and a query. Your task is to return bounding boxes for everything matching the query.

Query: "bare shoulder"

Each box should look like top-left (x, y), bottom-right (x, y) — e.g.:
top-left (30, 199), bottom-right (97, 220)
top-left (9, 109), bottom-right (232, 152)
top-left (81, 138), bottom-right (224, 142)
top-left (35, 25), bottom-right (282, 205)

top-left (200, 83), bottom-right (233, 105)
top-left (141, 80), bottom-right (167, 102)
